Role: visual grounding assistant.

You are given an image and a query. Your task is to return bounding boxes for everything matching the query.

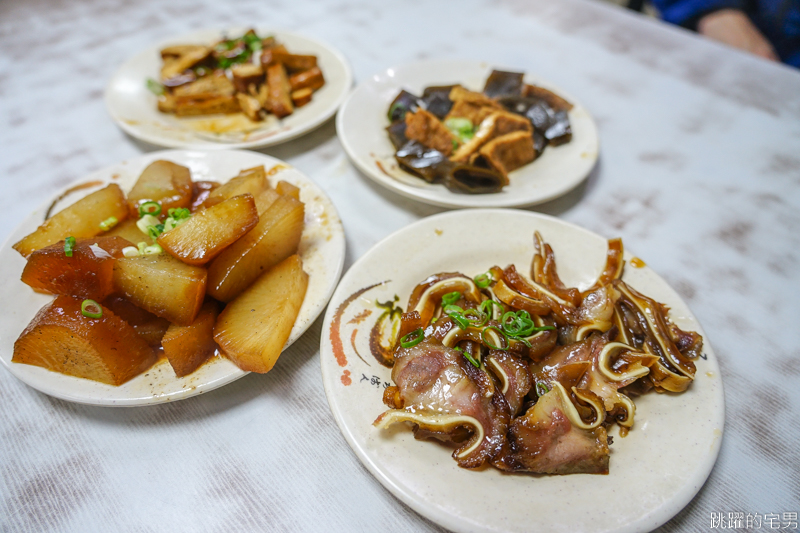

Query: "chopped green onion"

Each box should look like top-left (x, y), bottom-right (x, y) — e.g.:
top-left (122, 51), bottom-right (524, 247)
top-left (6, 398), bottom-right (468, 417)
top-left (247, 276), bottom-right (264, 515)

top-left (399, 328), bottom-right (425, 348)
top-left (536, 382), bottom-right (550, 397)
top-left (63, 236), bottom-right (76, 257)
top-left (146, 224), bottom-right (165, 241)
top-left (167, 207), bottom-right (191, 220)
top-left (479, 299), bottom-right (505, 317)
top-left (509, 335), bottom-right (532, 348)
top-left (463, 351), bottom-right (481, 368)
top-left (451, 139), bottom-right (458, 152)
top-left (502, 310), bottom-right (537, 337)
top-left (474, 272), bottom-right (492, 289)
top-left (138, 201), bottom-right (162, 218)
top-left (441, 291), bottom-right (461, 306)
top-left (143, 244), bottom-right (163, 255)
top-left (81, 299), bottom-right (103, 319)
top-left (146, 78), bottom-right (165, 96)
top-left (444, 117), bottom-right (476, 144)
top-left (388, 102), bottom-right (407, 121)
top-left (136, 214), bottom-right (161, 234)
top-left (442, 304), bottom-right (469, 330)
top-left (137, 242), bottom-right (147, 255)
top-left (463, 308), bottom-right (488, 328)
top-left (99, 216), bottom-right (118, 231)
top-left (454, 346), bottom-right (463, 352)
top-left (122, 246), bottom-right (140, 258)
top-left (481, 325), bottom-right (507, 350)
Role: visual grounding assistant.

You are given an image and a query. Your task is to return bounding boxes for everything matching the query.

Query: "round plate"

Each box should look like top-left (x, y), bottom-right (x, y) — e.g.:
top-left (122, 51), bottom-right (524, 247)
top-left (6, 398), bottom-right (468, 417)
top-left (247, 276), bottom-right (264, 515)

top-left (0, 149), bottom-right (345, 406)
top-left (336, 60), bottom-right (599, 209)
top-left (105, 29), bottom-right (353, 149)
top-left (320, 209), bottom-right (724, 533)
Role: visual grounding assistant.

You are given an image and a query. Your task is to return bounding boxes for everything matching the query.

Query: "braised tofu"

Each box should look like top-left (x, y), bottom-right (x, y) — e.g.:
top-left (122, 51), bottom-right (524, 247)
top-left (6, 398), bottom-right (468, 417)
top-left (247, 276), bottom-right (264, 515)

top-left (451, 111), bottom-right (531, 163)
top-left (474, 131), bottom-right (537, 178)
top-left (404, 108), bottom-right (457, 156)
top-left (266, 63), bottom-right (294, 118)
top-left (445, 86), bottom-right (503, 125)
top-left (289, 67), bottom-right (325, 92)
top-left (231, 63), bottom-right (264, 93)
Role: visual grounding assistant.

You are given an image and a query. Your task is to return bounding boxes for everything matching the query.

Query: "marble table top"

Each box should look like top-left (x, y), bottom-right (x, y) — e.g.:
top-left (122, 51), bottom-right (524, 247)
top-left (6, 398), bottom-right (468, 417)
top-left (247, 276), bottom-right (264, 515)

top-left (1, 0), bottom-right (798, 531)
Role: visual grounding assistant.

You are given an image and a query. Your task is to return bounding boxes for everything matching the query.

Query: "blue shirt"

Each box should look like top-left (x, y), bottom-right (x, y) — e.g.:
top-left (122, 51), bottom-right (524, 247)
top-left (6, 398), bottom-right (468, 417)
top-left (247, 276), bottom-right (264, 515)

top-left (651, 0), bottom-right (800, 67)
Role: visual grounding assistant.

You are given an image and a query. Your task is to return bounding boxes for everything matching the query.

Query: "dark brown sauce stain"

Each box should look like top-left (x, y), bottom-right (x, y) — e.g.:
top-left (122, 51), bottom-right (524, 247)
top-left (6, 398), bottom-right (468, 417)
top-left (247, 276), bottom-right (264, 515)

top-left (44, 180), bottom-right (104, 220)
top-left (348, 309), bottom-right (372, 325)
top-left (329, 281), bottom-right (388, 368)
top-left (350, 328), bottom-right (370, 367)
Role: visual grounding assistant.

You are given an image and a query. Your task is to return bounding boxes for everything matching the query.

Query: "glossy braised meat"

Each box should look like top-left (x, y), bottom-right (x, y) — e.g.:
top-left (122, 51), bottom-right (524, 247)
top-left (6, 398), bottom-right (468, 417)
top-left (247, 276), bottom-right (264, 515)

top-left (374, 338), bottom-right (510, 469)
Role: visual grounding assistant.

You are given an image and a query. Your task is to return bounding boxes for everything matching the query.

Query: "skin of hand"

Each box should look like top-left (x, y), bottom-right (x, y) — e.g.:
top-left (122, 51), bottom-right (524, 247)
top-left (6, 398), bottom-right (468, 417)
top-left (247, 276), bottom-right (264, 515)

top-left (697, 8), bottom-right (779, 61)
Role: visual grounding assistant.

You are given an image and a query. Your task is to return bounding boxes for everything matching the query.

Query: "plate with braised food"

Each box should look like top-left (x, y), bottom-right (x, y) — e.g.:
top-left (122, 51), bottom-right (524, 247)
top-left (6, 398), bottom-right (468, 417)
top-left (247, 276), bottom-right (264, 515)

top-left (105, 29), bottom-right (352, 149)
top-left (336, 60), bottom-right (598, 208)
top-left (320, 209), bottom-right (723, 533)
top-left (0, 150), bottom-right (345, 406)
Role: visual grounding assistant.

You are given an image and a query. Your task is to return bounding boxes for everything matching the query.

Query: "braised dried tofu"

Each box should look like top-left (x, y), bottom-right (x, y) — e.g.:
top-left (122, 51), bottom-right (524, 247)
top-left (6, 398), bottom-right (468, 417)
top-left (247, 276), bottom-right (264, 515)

top-left (127, 160), bottom-right (192, 216)
top-left (104, 219), bottom-right (154, 246)
top-left (13, 184), bottom-right (129, 257)
top-left (266, 63), bottom-right (294, 119)
top-left (214, 255), bottom-right (308, 373)
top-left (161, 300), bottom-right (220, 377)
top-left (289, 67), bottom-right (325, 92)
top-left (203, 166), bottom-right (268, 209)
top-left (405, 108), bottom-right (456, 156)
top-left (21, 236), bottom-right (132, 301)
top-left (12, 295), bottom-right (156, 386)
top-left (207, 195), bottom-right (304, 302)
top-left (103, 295), bottom-right (171, 348)
top-left (158, 194), bottom-right (258, 265)
top-left (112, 254), bottom-right (207, 326)
top-left (291, 88), bottom-right (313, 108)
top-left (474, 130), bottom-right (536, 178)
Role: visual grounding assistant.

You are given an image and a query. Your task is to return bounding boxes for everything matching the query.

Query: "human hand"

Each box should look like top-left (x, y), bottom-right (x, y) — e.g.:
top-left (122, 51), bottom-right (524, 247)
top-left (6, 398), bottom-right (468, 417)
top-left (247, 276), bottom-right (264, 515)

top-left (697, 9), bottom-right (778, 61)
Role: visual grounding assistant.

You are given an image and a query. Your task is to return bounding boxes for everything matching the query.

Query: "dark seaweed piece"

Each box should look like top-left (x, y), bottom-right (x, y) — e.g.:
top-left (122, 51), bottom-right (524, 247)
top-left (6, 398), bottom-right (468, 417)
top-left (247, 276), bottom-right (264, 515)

top-left (388, 90), bottom-right (422, 122)
top-left (498, 96), bottom-right (572, 146)
top-left (421, 85), bottom-right (456, 119)
top-left (483, 70), bottom-right (524, 98)
top-left (395, 141), bottom-right (451, 183)
top-left (532, 129), bottom-right (548, 154)
top-left (443, 164), bottom-right (507, 194)
top-left (386, 120), bottom-right (409, 150)
top-left (544, 110), bottom-right (572, 146)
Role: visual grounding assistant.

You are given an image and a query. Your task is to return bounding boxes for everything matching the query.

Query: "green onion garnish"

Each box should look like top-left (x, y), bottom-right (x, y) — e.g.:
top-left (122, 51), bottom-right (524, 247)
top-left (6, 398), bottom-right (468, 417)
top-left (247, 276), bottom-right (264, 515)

top-left (81, 299), bottom-right (103, 319)
top-left (99, 216), bottom-right (118, 231)
top-left (451, 139), bottom-right (458, 152)
top-left (167, 207), bottom-right (191, 220)
top-left (64, 236), bottom-right (76, 257)
top-left (442, 304), bottom-right (469, 330)
top-left (399, 328), bottom-right (424, 348)
top-left (463, 351), bottom-right (481, 368)
top-left (474, 272), bottom-right (492, 289)
top-left (143, 243), bottom-right (163, 255)
top-left (441, 291), bottom-right (461, 306)
top-left (147, 224), bottom-right (163, 242)
top-left (479, 299), bottom-right (504, 317)
top-left (388, 102), bottom-right (407, 121)
top-left (509, 335), bottom-right (532, 348)
top-left (137, 242), bottom-right (147, 255)
top-left (122, 246), bottom-right (139, 258)
top-left (481, 325), bottom-right (507, 350)
top-left (444, 117), bottom-right (476, 144)
top-left (463, 308), bottom-right (488, 328)
top-left (139, 201), bottom-right (162, 218)
top-left (536, 382), bottom-right (550, 397)
top-left (146, 78), bottom-right (165, 96)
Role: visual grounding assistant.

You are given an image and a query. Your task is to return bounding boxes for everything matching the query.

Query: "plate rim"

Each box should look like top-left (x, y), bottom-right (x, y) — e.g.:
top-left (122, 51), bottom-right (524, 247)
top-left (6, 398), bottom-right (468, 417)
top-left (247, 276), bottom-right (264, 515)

top-left (104, 28), bottom-right (354, 150)
top-left (0, 148), bottom-right (346, 407)
top-left (335, 58), bottom-right (599, 209)
top-left (319, 207), bottom-right (725, 533)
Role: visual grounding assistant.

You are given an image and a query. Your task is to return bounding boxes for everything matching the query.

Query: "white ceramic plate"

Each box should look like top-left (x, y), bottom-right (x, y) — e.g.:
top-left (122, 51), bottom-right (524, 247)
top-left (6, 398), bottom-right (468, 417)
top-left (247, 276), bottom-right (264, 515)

top-left (0, 150), bottom-right (345, 406)
top-left (336, 60), bottom-right (599, 209)
top-left (320, 209), bottom-right (724, 533)
top-left (105, 29), bottom-right (352, 149)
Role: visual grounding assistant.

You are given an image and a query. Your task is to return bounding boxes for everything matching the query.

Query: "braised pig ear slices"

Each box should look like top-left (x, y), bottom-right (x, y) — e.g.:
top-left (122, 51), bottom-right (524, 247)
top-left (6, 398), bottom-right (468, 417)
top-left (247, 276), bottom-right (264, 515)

top-left (375, 232), bottom-right (702, 475)
top-left (150, 29), bottom-right (325, 122)
top-left (12, 160), bottom-right (309, 385)
top-left (387, 69), bottom-right (573, 194)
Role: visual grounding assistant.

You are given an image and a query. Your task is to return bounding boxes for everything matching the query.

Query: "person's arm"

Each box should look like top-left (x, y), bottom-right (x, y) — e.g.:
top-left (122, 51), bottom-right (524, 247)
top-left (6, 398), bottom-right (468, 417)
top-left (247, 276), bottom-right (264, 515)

top-left (651, 0), bottom-right (777, 61)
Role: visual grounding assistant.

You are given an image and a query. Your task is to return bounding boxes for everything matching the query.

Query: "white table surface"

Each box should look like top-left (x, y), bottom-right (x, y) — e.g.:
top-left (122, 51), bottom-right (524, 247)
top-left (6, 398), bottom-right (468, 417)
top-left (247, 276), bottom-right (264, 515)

top-left (1, 0), bottom-right (799, 531)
